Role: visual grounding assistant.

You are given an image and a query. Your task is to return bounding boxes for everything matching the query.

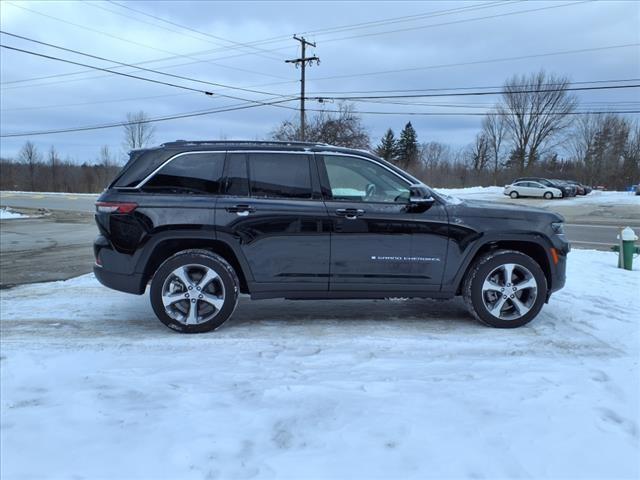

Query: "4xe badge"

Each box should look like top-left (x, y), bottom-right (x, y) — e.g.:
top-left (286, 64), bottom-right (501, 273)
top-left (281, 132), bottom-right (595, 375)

top-left (370, 255), bottom-right (441, 262)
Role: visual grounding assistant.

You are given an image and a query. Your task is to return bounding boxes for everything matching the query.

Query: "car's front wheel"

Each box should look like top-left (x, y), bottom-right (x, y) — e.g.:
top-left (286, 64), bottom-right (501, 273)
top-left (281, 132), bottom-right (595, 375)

top-left (150, 250), bottom-right (239, 333)
top-left (463, 250), bottom-right (547, 328)
top-left (509, 191), bottom-right (519, 199)
top-left (543, 191), bottom-right (553, 199)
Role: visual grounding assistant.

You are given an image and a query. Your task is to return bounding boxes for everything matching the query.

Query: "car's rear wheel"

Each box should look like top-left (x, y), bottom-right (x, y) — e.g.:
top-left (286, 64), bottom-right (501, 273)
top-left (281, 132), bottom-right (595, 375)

top-left (150, 249), bottom-right (239, 333)
top-left (543, 191), bottom-right (553, 199)
top-left (463, 250), bottom-right (547, 328)
top-left (509, 191), bottom-right (519, 199)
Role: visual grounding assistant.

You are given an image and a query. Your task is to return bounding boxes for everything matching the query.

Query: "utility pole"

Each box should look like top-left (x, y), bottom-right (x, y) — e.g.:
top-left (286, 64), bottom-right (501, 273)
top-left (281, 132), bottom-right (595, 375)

top-left (285, 35), bottom-right (319, 142)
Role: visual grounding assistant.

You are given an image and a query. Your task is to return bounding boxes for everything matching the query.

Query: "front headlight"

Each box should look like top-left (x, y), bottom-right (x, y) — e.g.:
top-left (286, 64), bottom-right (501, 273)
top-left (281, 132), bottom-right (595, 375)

top-left (551, 222), bottom-right (565, 235)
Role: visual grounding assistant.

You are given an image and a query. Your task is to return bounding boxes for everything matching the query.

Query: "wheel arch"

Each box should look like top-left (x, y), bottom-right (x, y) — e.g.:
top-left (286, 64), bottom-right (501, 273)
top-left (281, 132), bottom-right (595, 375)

top-left (138, 235), bottom-right (251, 294)
top-left (454, 238), bottom-right (552, 295)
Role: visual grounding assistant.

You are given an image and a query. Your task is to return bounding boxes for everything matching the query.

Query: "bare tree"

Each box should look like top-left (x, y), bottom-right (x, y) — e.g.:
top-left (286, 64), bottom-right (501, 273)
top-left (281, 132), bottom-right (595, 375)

top-left (498, 71), bottom-right (577, 173)
top-left (122, 111), bottom-right (155, 151)
top-left (19, 141), bottom-right (41, 191)
top-left (482, 112), bottom-right (506, 183)
top-left (272, 103), bottom-right (369, 149)
top-left (467, 133), bottom-right (490, 171)
top-left (420, 141), bottom-right (450, 170)
top-left (48, 145), bottom-right (60, 191)
top-left (99, 145), bottom-right (115, 167)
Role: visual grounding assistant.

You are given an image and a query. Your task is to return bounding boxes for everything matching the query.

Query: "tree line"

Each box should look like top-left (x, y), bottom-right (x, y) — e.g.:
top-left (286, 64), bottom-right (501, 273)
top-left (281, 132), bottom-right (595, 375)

top-left (273, 70), bottom-right (640, 190)
top-left (2, 72), bottom-right (639, 192)
top-left (0, 111), bottom-right (155, 193)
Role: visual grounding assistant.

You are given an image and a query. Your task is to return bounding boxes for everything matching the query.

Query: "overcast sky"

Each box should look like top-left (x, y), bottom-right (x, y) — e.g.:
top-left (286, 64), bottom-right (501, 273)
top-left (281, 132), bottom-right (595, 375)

top-left (1, 0), bottom-right (638, 162)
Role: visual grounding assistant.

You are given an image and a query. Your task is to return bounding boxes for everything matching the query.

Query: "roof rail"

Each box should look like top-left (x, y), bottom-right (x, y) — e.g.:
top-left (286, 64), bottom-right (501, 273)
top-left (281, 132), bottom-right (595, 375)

top-left (161, 140), bottom-right (331, 148)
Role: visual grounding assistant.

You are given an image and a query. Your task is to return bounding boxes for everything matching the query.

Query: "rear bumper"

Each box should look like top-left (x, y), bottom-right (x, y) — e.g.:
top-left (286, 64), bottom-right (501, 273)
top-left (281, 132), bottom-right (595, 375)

top-left (94, 264), bottom-right (146, 295)
top-left (93, 234), bottom-right (146, 294)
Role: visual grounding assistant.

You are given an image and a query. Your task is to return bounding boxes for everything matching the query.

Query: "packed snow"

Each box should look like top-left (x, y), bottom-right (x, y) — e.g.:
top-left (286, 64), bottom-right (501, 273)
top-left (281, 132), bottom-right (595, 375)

top-left (0, 208), bottom-right (28, 220)
top-left (434, 186), bottom-right (640, 206)
top-left (1, 250), bottom-right (639, 479)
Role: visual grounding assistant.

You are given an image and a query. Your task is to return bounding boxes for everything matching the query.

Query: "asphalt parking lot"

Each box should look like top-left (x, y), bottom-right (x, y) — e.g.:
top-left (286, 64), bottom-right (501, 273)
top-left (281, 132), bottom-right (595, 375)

top-left (1, 190), bottom-right (639, 287)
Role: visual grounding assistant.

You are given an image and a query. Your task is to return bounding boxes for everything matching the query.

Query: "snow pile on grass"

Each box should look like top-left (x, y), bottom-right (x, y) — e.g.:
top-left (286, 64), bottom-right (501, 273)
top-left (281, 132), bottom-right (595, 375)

top-left (434, 186), bottom-right (640, 205)
top-left (435, 186), bottom-right (504, 200)
top-left (1, 250), bottom-right (638, 479)
top-left (0, 208), bottom-right (28, 220)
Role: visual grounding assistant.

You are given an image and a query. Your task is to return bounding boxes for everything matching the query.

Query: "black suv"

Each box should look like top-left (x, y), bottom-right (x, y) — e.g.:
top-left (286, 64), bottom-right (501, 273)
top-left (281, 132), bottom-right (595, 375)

top-left (94, 141), bottom-right (569, 333)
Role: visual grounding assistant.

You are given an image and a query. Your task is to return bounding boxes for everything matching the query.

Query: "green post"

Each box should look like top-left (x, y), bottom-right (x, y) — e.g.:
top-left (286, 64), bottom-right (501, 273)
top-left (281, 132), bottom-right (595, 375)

top-left (619, 227), bottom-right (638, 271)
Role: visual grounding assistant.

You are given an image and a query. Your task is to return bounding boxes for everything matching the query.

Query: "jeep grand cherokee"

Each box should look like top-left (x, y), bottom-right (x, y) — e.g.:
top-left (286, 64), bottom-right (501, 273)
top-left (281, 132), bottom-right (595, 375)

top-left (94, 141), bottom-right (569, 333)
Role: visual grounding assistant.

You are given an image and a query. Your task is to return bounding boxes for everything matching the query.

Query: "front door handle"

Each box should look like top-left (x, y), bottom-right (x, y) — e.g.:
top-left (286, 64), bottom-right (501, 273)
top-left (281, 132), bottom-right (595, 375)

top-left (226, 204), bottom-right (256, 216)
top-left (336, 208), bottom-right (365, 220)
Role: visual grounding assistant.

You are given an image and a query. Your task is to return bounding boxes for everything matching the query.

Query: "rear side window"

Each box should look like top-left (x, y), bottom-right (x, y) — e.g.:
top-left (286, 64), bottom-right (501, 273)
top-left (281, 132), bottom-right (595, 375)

top-left (142, 153), bottom-right (224, 194)
top-left (248, 153), bottom-right (312, 199)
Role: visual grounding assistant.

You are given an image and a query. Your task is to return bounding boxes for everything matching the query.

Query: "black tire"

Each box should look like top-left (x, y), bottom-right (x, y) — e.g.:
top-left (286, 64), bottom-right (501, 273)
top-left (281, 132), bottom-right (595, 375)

top-left (543, 191), bottom-right (553, 199)
top-left (462, 249), bottom-right (548, 328)
top-left (150, 249), bottom-right (239, 333)
top-left (509, 191), bottom-right (519, 199)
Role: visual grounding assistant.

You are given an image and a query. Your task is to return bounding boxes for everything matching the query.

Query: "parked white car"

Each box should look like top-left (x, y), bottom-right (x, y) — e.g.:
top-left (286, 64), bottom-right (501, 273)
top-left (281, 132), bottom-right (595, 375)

top-left (504, 181), bottom-right (563, 199)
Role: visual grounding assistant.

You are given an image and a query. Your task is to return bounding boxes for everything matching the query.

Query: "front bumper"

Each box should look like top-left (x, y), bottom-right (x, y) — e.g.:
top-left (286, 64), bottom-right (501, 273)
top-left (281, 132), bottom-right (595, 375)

top-left (548, 235), bottom-right (570, 294)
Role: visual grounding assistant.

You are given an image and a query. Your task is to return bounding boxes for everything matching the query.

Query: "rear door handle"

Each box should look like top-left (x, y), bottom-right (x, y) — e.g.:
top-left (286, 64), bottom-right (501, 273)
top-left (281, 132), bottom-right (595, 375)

top-left (335, 208), bottom-right (365, 220)
top-left (226, 204), bottom-right (256, 216)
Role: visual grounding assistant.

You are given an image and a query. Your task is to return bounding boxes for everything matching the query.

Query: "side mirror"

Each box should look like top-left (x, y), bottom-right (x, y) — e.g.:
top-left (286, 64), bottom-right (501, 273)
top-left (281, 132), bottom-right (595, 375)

top-left (407, 185), bottom-right (435, 212)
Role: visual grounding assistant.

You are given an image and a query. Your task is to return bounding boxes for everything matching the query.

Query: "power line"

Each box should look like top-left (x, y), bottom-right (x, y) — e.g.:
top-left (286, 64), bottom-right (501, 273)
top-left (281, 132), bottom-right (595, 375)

top-left (0, 0), bottom-right (574, 90)
top-left (106, 0), bottom-right (283, 61)
top-left (0, 31), bottom-right (282, 98)
top-left (298, 1), bottom-right (513, 37)
top-left (0, 45), bottom-right (294, 88)
top-left (0, 43), bottom-right (302, 116)
top-left (307, 78), bottom-right (640, 96)
top-left (4, 78), bottom-right (637, 114)
top-left (303, 43), bottom-right (640, 83)
top-left (0, 44), bottom-right (216, 96)
top-left (0, 98), bottom-right (298, 138)
top-left (1, 92), bottom-right (194, 113)
top-left (2, 99), bottom-right (637, 140)
top-left (305, 107), bottom-right (640, 116)
top-left (315, 1), bottom-right (591, 44)
top-left (311, 83), bottom-right (640, 101)
top-left (4, 1), bottom-right (288, 80)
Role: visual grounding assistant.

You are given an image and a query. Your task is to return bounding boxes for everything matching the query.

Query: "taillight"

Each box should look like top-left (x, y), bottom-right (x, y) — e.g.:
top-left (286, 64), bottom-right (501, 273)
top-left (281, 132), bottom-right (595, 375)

top-left (95, 202), bottom-right (138, 214)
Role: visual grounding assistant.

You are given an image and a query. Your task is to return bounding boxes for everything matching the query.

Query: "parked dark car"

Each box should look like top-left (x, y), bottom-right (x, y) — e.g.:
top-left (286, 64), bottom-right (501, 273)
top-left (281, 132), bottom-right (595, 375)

top-left (551, 180), bottom-right (578, 197)
top-left (94, 141), bottom-right (569, 333)
top-left (565, 180), bottom-right (592, 195)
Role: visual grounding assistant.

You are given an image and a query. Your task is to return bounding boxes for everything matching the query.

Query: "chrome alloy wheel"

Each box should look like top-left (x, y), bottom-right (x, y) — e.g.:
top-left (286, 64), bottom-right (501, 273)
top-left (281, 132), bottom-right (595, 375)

top-left (161, 264), bottom-right (225, 325)
top-left (481, 263), bottom-right (538, 321)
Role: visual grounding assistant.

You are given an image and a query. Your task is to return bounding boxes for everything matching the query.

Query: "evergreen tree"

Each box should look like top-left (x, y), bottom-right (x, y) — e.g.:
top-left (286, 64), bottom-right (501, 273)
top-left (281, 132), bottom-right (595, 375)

top-left (396, 122), bottom-right (419, 169)
top-left (375, 128), bottom-right (397, 162)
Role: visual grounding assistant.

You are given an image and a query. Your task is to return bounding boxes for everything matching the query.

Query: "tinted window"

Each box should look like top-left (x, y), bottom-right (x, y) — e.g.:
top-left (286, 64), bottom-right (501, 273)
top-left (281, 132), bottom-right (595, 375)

top-left (142, 153), bottom-right (224, 194)
top-left (224, 153), bottom-right (249, 196)
top-left (322, 155), bottom-right (409, 203)
top-left (248, 153), bottom-right (312, 199)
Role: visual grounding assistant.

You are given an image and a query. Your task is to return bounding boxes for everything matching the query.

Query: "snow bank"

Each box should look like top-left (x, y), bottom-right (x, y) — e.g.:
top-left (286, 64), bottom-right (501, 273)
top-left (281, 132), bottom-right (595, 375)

top-left (1, 250), bottom-right (638, 479)
top-left (1, 190), bottom-right (98, 196)
top-left (434, 185), bottom-right (504, 198)
top-left (0, 208), bottom-right (28, 220)
top-left (433, 186), bottom-right (640, 206)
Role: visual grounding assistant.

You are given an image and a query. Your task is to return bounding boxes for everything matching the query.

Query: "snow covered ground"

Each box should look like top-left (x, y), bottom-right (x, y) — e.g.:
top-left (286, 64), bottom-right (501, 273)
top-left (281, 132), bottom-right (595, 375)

top-left (435, 186), bottom-right (640, 206)
top-left (1, 249), bottom-right (639, 479)
top-left (0, 208), bottom-right (28, 220)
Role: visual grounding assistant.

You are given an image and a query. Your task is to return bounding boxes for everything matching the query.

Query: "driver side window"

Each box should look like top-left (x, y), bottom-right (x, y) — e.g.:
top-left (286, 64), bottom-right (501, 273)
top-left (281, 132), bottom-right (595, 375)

top-left (321, 155), bottom-right (410, 203)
